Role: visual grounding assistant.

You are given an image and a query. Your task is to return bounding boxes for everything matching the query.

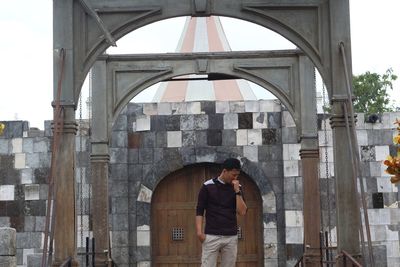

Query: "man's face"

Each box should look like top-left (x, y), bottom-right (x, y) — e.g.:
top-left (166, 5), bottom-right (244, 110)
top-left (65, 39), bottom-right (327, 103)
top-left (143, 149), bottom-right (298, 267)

top-left (223, 168), bottom-right (241, 184)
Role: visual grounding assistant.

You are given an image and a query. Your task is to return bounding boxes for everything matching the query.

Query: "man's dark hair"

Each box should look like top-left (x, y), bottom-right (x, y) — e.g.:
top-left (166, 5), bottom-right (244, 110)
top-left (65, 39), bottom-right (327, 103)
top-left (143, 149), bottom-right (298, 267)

top-left (222, 158), bottom-right (241, 171)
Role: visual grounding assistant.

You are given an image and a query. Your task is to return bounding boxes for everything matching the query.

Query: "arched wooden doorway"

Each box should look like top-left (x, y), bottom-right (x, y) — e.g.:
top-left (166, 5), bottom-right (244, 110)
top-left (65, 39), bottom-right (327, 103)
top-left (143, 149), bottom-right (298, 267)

top-left (151, 163), bottom-right (263, 266)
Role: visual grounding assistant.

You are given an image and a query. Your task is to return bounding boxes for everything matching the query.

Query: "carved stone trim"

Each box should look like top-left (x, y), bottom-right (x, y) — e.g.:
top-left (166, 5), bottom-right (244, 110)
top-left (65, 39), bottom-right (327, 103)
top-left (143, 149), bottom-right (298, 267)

top-left (299, 148), bottom-right (319, 159)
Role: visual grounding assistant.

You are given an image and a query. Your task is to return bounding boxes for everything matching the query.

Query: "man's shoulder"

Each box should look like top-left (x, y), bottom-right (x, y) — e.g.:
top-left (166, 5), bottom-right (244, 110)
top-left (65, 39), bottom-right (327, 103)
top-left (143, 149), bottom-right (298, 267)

top-left (203, 178), bottom-right (216, 186)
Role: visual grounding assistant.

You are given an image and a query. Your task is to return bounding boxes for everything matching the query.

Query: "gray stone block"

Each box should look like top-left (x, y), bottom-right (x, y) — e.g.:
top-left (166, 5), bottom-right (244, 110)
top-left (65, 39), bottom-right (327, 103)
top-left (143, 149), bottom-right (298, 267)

top-left (0, 256), bottom-right (16, 267)
top-left (35, 217), bottom-right (45, 232)
top-left (155, 131), bottom-right (167, 148)
top-left (110, 164), bottom-right (129, 180)
top-left (367, 129), bottom-right (394, 145)
top-left (180, 115), bottom-right (195, 130)
top-left (111, 246), bottom-right (129, 265)
top-left (0, 227), bottom-right (16, 255)
top-left (360, 145), bottom-right (375, 161)
top-left (27, 253), bottom-right (42, 267)
top-left (282, 127), bottom-right (298, 144)
top-left (201, 101), bottom-right (216, 114)
top-left (135, 246), bottom-right (151, 262)
top-left (150, 116), bottom-right (166, 131)
top-left (24, 217), bottom-right (35, 232)
top-left (195, 130), bottom-right (208, 147)
top-left (16, 232), bottom-right (42, 249)
top-left (222, 130), bottom-right (236, 146)
top-left (258, 145), bottom-right (283, 161)
top-left (38, 152), bottom-right (51, 168)
top-left (22, 139), bottom-right (34, 153)
top-left (141, 132), bottom-right (156, 148)
top-left (180, 147), bottom-right (196, 165)
top-left (111, 197), bottom-right (129, 214)
top-left (139, 149), bottom-right (153, 164)
top-left (194, 115), bottom-right (209, 130)
top-left (33, 138), bottom-right (48, 153)
top-left (0, 217), bottom-right (10, 227)
top-left (110, 148), bottom-right (128, 164)
top-left (113, 114), bottom-right (128, 131)
top-left (109, 181), bottom-right (129, 198)
top-left (182, 131), bottom-right (196, 147)
top-left (284, 194), bottom-right (303, 210)
top-left (208, 114), bottom-right (224, 130)
top-left (238, 113), bottom-right (253, 129)
top-left (136, 202), bottom-right (150, 226)
top-left (0, 139), bottom-right (10, 154)
top-left (111, 131), bottom-right (128, 148)
top-left (25, 153), bottom-right (39, 168)
top-left (112, 231), bottom-right (129, 247)
top-left (268, 112), bottom-right (282, 128)
top-left (196, 147), bottom-right (216, 162)
top-left (111, 214), bottom-right (129, 231)
top-left (165, 116), bottom-right (180, 131)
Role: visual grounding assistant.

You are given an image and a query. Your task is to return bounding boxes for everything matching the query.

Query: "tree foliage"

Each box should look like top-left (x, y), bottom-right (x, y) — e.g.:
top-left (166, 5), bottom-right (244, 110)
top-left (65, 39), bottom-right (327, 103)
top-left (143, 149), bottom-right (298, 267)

top-left (352, 69), bottom-right (397, 114)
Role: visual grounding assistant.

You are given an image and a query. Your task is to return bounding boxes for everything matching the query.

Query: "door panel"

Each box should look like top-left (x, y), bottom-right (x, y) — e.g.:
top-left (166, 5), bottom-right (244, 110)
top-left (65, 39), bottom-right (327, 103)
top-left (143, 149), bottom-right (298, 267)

top-left (151, 164), bottom-right (263, 266)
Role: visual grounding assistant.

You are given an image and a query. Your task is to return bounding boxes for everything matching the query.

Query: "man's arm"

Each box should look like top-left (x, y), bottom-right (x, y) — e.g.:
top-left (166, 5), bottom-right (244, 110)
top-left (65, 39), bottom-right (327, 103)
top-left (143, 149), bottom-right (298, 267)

top-left (196, 185), bottom-right (207, 242)
top-left (236, 194), bottom-right (247, 216)
top-left (232, 180), bottom-right (247, 216)
top-left (196, 215), bottom-right (206, 242)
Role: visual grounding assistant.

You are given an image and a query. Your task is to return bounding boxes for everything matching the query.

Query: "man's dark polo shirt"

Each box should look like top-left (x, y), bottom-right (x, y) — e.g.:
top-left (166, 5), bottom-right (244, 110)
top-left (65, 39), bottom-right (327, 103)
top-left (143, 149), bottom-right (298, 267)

top-left (196, 177), bottom-right (243, 236)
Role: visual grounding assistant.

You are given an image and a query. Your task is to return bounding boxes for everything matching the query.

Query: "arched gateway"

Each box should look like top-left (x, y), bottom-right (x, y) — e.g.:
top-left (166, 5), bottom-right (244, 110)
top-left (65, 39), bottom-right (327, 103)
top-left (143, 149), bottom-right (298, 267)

top-left (151, 163), bottom-right (263, 266)
top-left (52, 1), bottom-right (361, 266)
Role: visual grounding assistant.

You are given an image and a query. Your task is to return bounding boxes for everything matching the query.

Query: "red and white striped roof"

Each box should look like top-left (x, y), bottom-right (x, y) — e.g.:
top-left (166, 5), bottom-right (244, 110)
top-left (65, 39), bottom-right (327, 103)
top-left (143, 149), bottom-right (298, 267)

top-left (153, 16), bottom-right (257, 102)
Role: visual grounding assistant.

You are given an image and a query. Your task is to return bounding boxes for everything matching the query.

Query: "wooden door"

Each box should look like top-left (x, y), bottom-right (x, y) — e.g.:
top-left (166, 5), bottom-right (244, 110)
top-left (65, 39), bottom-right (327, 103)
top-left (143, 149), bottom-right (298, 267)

top-left (151, 164), bottom-right (263, 267)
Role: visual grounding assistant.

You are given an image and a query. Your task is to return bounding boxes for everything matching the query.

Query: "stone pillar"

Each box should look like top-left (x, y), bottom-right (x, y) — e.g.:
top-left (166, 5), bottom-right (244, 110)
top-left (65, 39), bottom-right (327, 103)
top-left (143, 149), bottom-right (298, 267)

top-left (91, 146), bottom-right (111, 267)
top-left (330, 99), bottom-right (361, 257)
top-left (52, 106), bottom-right (79, 267)
top-left (299, 148), bottom-right (321, 267)
top-left (0, 227), bottom-right (16, 267)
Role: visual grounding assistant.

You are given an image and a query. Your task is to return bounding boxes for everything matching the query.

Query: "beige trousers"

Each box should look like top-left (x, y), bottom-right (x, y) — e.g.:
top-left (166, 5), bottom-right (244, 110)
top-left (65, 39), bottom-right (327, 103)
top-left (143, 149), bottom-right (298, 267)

top-left (201, 234), bottom-right (238, 267)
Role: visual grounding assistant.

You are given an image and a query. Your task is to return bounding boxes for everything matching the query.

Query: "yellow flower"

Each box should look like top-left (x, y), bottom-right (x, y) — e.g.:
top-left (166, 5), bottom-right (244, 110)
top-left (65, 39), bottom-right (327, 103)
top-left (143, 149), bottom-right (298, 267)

top-left (0, 123), bottom-right (5, 135)
top-left (394, 135), bottom-right (400, 144)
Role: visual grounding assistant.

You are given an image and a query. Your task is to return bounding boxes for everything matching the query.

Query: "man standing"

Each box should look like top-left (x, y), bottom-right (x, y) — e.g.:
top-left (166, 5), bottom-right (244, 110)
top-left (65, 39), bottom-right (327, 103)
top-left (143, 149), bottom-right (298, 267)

top-left (196, 158), bottom-right (247, 267)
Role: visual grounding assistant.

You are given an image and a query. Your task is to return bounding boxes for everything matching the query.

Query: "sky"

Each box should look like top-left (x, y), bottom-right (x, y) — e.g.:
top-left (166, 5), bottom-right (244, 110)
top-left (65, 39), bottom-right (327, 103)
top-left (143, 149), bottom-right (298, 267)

top-left (0, 0), bottom-right (399, 129)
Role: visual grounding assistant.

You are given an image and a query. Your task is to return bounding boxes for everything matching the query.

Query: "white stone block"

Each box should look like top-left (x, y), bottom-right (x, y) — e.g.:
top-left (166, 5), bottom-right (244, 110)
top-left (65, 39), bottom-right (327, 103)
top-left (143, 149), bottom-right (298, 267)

top-left (247, 129), bottom-right (262, 146)
top-left (318, 162), bottom-right (334, 178)
top-left (262, 192), bottom-right (276, 213)
top-left (385, 226), bottom-right (399, 241)
top-left (24, 184), bottom-right (40, 200)
top-left (381, 113), bottom-right (391, 129)
top-left (171, 102), bottom-right (187, 115)
top-left (318, 130), bottom-right (333, 146)
top-left (229, 101), bottom-right (245, 113)
top-left (14, 153), bottom-right (26, 169)
top-left (369, 162), bottom-right (382, 177)
top-left (216, 101), bottom-right (229, 113)
top-left (243, 146), bottom-right (258, 162)
top-left (187, 102), bottom-right (201, 114)
top-left (319, 147), bottom-right (333, 162)
top-left (285, 227), bottom-right (303, 244)
top-left (376, 177), bottom-right (393, 193)
top-left (283, 160), bottom-right (299, 177)
top-left (355, 113), bottom-right (365, 129)
top-left (285, 210), bottom-right (303, 227)
top-left (223, 113), bottom-right (238, 129)
top-left (21, 169), bottom-right (33, 184)
top-left (137, 225), bottom-right (150, 246)
top-left (386, 241), bottom-right (400, 258)
top-left (264, 228), bottom-right (278, 244)
top-left (244, 101), bottom-right (260, 112)
top-left (282, 111), bottom-right (296, 127)
top-left (23, 248), bottom-right (35, 265)
top-left (283, 144), bottom-right (301, 161)
top-left (0, 185), bottom-right (14, 201)
top-left (137, 184), bottom-right (152, 203)
top-left (375, 145), bottom-right (389, 161)
top-left (367, 209), bottom-right (390, 225)
top-left (143, 103), bottom-right (157, 115)
top-left (136, 115), bottom-right (151, 132)
top-left (369, 225), bottom-right (386, 241)
top-left (236, 129), bottom-right (248, 146)
top-left (137, 261), bottom-right (151, 267)
top-left (167, 131), bottom-right (182, 148)
top-left (264, 242), bottom-right (278, 258)
top-left (158, 102), bottom-right (172, 115)
top-left (253, 113), bottom-right (268, 129)
top-left (390, 209), bottom-right (400, 224)
top-left (11, 138), bottom-right (23, 153)
top-left (259, 100), bottom-right (281, 112)
top-left (356, 130), bottom-right (368, 146)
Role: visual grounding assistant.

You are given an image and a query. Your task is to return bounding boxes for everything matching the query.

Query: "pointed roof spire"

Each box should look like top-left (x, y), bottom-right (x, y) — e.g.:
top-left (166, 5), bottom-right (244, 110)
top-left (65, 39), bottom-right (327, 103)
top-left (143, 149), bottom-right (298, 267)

top-left (153, 16), bottom-right (257, 102)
